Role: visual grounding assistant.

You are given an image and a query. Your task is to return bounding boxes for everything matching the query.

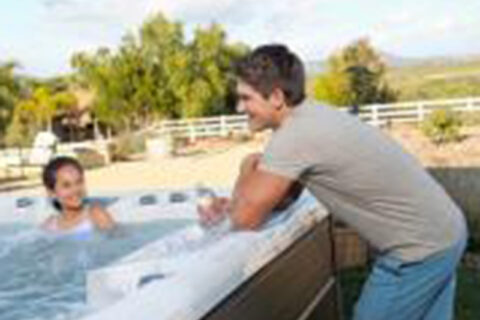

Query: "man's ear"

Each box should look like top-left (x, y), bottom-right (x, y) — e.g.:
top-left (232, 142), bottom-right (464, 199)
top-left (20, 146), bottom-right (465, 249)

top-left (269, 87), bottom-right (286, 110)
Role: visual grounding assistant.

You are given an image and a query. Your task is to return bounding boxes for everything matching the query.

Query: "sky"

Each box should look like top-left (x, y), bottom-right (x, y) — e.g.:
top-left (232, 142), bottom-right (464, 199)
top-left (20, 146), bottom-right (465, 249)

top-left (1, 0), bottom-right (479, 77)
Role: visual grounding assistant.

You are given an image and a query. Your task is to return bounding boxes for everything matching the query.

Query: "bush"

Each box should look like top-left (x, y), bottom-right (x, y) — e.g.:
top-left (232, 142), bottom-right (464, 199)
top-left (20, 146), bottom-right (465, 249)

top-left (170, 134), bottom-right (189, 156)
top-left (4, 116), bottom-right (36, 148)
top-left (422, 109), bottom-right (462, 144)
top-left (110, 133), bottom-right (146, 161)
top-left (230, 131), bottom-right (252, 143)
top-left (74, 148), bottom-right (106, 169)
top-left (460, 111), bottom-right (480, 127)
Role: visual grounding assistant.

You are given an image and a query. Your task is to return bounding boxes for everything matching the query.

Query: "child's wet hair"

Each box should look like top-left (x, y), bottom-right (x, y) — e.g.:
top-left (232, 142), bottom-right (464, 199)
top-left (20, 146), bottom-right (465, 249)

top-left (42, 156), bottom-right (84, 191)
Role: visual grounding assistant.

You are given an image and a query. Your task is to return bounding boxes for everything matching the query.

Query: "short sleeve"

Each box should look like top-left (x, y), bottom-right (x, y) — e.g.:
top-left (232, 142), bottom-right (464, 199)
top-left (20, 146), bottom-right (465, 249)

top-left (258, 125), bottom-right (313, 180)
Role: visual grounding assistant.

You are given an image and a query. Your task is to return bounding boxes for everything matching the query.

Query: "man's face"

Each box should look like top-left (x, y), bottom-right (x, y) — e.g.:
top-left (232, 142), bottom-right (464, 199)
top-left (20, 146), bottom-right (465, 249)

top-left (236, 81), bottom-right (277, 132)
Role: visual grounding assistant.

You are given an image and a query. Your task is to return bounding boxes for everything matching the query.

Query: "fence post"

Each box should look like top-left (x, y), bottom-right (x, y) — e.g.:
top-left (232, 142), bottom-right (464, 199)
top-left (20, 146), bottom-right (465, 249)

top-left (189, 121), bottom-right (196, 143)
top-left (418, 103), bottom-right (425, 122)
top-left (467, 97), bottom-right (475, 112)
top-left (371, 105), bottom-right (380, 126)
top-left (243, 120), bottom-right (248, 132)
top-left (220, 115), bottom-right (228, 137)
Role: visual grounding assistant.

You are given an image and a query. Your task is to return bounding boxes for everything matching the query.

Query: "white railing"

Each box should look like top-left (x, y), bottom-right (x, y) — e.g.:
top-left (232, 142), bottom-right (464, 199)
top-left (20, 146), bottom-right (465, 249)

top-left (2, 96), bottom-right (480, 170)
top-left (154, 97), bottom-right (480, 141)
top-left (0, 140), bottom-right (112, 173)
top-left (0, 148), bottom-right (32, 166)
top-left (358, 96), bottom-right (480, 126)
top-left (153, 114), bottom-right (250, 142)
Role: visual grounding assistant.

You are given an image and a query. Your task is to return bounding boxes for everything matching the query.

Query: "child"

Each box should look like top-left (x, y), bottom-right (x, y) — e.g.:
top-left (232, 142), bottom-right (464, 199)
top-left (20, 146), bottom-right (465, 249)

top-left (42, 156), bottom-right (115, 237)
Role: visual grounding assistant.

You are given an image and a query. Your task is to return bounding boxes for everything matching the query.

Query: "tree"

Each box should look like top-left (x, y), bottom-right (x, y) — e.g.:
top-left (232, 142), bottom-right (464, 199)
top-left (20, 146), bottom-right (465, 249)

top-left (0, 61), bottom-right (21, 140)
top-left (314, 38), bottom-right (397, 107)
top-left (138, 13), bottom-right (189, 119)
top-left (71, 13), bottom-right (249, 134)
top-left (5, 100), bottom-right (37, 147)
top-left (313, 71), bottom-right (352, 107)
top-left (71, 14), bottom-right (188, 130)
top-left (32, 86), bottom-right (57, 130)
top-left (71, 48), bottom-right (125, 130)
top-left (182, 23), bottom-right (246, 117)
top-left (5, 87), bottom-right (78, 147)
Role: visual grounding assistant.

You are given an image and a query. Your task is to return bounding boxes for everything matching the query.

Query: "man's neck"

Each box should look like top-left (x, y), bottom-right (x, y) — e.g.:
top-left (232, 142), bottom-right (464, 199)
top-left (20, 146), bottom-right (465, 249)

top-left (272, 104), bottom-right (294, 130)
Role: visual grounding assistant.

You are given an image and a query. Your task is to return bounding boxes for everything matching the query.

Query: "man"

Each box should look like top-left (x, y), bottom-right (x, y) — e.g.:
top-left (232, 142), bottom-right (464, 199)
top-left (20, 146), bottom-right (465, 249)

top-left (198, 44), bottom-right (467, 320)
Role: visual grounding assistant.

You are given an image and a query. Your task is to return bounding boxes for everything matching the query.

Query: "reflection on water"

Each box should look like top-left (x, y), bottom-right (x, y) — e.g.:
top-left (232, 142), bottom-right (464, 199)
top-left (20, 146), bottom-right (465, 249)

top-left (0, 220), bottom-right (192, 320)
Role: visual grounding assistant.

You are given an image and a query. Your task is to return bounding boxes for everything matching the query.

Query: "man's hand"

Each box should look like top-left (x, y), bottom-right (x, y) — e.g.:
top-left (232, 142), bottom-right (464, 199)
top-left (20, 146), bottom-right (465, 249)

top-left (196, 152), bottom-right (295, 231)
top-left (197, 197), bottom-right (231, 228)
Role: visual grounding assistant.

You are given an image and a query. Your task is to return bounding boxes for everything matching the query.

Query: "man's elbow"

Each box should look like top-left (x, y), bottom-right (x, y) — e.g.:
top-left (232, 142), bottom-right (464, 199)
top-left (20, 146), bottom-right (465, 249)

top-left (231, 214), bottom-right (262, 230)
top-left (231, 202), bottom-right (265, 230)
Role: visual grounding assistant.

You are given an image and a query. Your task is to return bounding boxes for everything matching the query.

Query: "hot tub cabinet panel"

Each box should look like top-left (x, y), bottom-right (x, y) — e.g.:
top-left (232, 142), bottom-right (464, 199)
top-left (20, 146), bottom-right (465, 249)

top-left (202, 217), bottom-right (340, 320)
top-left (80, 192), bottom-right (336, 320)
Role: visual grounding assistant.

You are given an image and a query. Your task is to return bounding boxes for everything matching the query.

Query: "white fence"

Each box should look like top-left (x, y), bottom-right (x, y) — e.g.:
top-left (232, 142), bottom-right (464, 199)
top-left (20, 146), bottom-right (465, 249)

top-left (358, 97), bottom-right (480, 126)
top-left (0, 140), bottom-right (111, 178)
top-left (153, 114), bottom-right (250, 142)
top-left (2, 96), bottom-right (480, 175)
top-left (154, 97), bottom-right (480, 141)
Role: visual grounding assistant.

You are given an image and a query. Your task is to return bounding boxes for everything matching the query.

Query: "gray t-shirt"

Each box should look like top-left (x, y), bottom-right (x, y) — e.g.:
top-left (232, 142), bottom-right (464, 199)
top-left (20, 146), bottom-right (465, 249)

top-left (260, 103), bottom-right (466, 261)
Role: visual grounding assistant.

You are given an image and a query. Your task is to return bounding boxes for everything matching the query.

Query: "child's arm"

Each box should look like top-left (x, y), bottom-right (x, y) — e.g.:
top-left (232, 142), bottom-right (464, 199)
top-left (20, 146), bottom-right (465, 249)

top-left (90, 204), bottom-right (116, 230)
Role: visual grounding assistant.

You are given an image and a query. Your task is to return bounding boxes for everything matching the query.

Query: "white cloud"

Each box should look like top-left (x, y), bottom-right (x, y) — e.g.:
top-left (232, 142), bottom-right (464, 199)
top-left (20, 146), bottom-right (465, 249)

top-left (4, 0), bottom-right (479, 76)
top-left (38, 0), bottom-right (334, 65)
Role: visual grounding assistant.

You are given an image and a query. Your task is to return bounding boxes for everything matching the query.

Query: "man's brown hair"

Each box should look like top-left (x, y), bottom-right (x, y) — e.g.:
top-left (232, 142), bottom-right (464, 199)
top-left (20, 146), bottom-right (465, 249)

top-left (235, 44), bottom-right (306, 107)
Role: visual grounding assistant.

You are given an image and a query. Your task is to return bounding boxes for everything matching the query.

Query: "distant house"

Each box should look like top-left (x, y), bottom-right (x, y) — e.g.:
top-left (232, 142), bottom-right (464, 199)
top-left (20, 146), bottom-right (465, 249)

top-left (52, 88), bottom-right (108, 142)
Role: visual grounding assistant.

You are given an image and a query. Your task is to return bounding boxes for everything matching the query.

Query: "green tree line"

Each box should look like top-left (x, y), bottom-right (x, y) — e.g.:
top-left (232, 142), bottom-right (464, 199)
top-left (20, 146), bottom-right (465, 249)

top-left (313, 38), bottom-right (397, 108)
top-left (3, 15), bottom-right (480, 147)
top-left (1, 13), bottom-right (248, 146)
top-left (71, 14), bottom-right (248, 131)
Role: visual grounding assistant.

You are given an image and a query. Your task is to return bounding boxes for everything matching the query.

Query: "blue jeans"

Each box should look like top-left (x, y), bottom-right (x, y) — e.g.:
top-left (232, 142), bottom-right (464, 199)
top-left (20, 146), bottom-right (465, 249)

top-left (353, 238), bottom-right (467, 320)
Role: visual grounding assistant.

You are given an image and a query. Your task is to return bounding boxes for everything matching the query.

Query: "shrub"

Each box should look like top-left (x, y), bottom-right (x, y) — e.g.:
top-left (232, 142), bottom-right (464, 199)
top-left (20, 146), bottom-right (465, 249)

top-left (110, 133), bottom-right (146, 161)
top-left (460, 111), bottom-right (480, 127)
top-left (74, 147), bottom-right (106, 169)
top-left (422, 109), bottom-right (462, 144)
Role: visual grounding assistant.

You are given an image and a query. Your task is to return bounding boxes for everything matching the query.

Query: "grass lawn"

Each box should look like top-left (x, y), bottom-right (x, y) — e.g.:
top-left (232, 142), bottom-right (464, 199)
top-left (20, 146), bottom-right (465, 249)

top-left (339, 265), bottom-right (480, 320)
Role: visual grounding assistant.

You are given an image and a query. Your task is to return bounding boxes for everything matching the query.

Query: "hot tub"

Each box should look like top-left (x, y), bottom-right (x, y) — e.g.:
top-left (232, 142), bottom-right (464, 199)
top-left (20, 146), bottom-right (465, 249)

top-left (0, 189), bottom-right (339, 320)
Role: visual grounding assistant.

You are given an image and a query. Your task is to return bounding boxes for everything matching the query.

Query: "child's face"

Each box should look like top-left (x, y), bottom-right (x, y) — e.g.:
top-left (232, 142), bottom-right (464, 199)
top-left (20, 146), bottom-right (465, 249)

top-left (50, 165), bottom-right (86, 210)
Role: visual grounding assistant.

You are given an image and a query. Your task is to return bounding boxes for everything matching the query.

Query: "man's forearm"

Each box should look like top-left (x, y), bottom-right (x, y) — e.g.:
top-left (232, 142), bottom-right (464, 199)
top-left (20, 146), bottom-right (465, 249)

top-left (229, 162), bottom-right (264, 229)
top-left (230, 166), bottom-right (280, 230)
top-left (227, 153), bottom-right (293, 230)
top-left (232, 164), bottom-right (253, 207)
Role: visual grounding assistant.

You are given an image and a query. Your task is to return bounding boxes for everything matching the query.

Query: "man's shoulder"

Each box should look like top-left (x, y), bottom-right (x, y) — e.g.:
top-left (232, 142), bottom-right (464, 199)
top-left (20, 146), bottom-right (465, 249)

top-left (268, 104), bottom-right (326, 147)
top-left (282, 102), bottom-right (340, 133)
top-left (291, 102), bottom-right (341, 121)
